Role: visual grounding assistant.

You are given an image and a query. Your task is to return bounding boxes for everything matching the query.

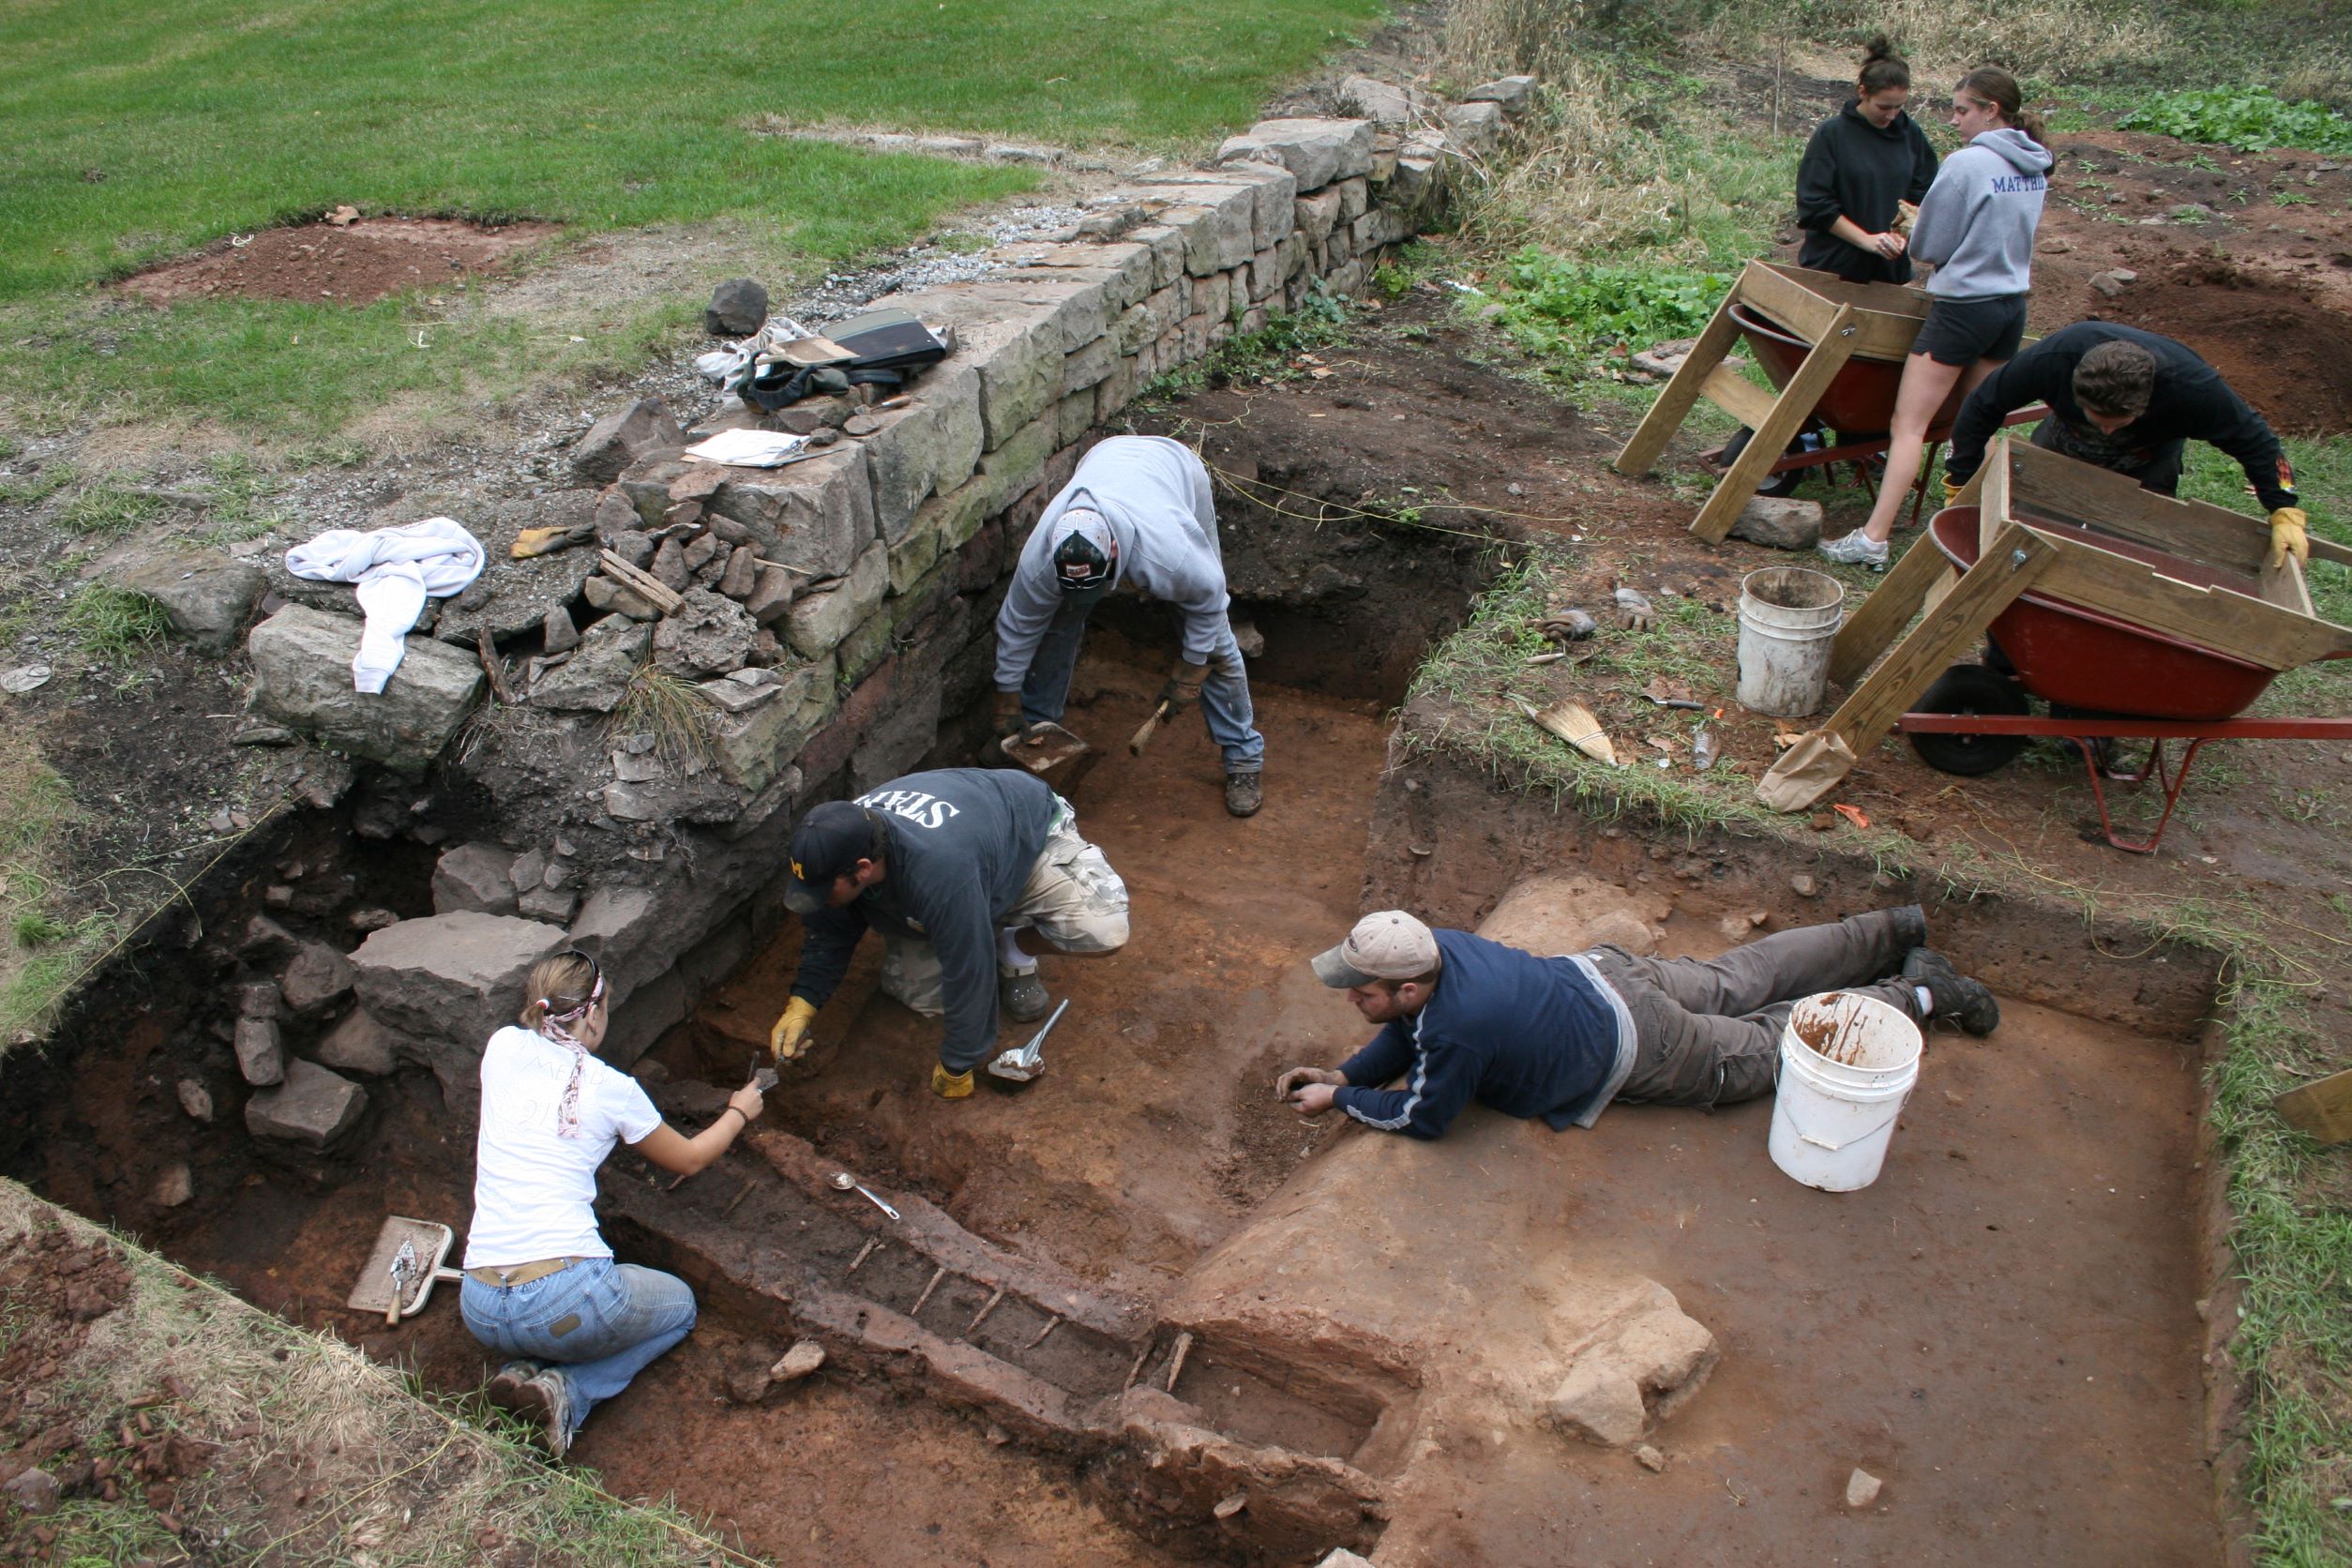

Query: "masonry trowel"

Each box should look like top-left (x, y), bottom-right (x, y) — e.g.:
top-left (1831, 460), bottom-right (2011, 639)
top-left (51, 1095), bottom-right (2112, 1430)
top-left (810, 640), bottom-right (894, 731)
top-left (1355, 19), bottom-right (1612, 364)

top-left (986, 998), bottom-right (1069, 1092)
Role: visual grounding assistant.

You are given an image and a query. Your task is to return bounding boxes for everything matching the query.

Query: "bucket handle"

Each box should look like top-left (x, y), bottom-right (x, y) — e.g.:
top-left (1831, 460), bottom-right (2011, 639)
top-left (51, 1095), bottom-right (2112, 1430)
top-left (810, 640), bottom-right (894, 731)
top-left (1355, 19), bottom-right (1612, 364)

top-left (1789, 1102), bottom-right (1905, 1153)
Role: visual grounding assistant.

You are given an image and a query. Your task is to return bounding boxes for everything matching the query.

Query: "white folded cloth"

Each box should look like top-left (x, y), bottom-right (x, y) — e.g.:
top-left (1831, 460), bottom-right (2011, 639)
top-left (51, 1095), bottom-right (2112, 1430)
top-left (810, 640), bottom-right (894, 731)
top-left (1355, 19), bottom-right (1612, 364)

top-left (285, 518), bottom-right (486, 693)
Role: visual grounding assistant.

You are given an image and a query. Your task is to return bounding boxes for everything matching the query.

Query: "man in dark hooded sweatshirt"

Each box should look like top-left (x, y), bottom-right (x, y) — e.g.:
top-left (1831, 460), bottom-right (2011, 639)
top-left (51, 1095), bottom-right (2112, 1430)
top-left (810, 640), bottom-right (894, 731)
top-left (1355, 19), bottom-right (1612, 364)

top-left (1794, 38), bottom-right (1939, 286)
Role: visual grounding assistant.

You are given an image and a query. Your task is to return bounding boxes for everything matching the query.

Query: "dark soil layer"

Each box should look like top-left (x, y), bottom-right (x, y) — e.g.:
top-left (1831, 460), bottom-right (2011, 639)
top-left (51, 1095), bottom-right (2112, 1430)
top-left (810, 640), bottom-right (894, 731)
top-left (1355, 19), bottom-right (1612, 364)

top-left (117, 217), bottom-right (559, 306)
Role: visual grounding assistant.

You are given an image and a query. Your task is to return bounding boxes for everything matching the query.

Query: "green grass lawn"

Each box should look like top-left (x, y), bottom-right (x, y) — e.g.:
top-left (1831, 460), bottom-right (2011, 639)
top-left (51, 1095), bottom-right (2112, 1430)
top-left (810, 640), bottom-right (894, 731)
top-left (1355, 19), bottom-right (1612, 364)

top-left (0, 0), bottom-right (1386, 434)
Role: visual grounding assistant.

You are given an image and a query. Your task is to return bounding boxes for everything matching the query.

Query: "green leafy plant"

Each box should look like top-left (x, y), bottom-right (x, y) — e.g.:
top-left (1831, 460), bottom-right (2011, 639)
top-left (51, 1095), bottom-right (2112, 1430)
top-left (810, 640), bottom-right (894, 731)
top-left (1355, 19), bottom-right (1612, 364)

top-left (2119, 87), bottom-right (2352, 155)
top-left (1483, 250), bottom-right (1729, 375)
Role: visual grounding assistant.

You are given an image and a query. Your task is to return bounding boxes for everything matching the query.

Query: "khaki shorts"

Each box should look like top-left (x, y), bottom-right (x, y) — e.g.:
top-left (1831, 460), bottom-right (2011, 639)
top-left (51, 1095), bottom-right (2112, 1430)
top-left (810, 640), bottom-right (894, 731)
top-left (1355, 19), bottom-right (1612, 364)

top-left (878, 803), bottom-right (1130, 1017)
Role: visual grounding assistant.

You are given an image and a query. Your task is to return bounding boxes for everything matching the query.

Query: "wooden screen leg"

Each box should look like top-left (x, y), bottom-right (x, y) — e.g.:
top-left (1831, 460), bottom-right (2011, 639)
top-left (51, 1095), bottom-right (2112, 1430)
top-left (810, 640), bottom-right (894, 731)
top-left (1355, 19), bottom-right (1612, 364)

top-left (1828, 527), bottom-right (1959, 688)
top-left (1689, 306), bottom-right (1862, 544)
top-left (1614, 290), bottom-right (1744, 477)
top-left (1814, 521), bottom-right (2058, 763)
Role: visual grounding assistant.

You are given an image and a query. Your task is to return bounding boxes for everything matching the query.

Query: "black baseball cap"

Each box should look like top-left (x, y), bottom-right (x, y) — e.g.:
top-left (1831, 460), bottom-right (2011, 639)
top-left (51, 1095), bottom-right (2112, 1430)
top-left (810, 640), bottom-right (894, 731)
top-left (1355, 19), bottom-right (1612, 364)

top-left (784, 801), bottom-right (882, 913)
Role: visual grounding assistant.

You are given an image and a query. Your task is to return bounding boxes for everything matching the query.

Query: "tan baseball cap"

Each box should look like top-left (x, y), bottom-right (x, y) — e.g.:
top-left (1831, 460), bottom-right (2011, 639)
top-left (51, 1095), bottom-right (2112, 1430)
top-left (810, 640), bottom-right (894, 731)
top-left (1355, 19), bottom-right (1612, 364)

top-left (1311, 911), bottom-right (1440, 988)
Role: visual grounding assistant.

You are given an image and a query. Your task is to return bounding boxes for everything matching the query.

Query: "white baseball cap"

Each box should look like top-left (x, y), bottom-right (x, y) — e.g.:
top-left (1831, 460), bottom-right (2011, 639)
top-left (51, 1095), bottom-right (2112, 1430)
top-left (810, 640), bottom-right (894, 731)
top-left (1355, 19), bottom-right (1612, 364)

top-left (1311, 911), bottom-right (1440, 988)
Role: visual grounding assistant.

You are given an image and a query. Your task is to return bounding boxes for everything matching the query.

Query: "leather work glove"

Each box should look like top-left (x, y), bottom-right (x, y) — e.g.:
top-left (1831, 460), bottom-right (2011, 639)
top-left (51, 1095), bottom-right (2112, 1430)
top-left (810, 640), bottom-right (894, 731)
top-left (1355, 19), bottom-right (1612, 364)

top-left (1160, 658), bottom-right (1210, 716)
top-left (992, 689), bottom-right (1026, 739)
top-left (1613, 586), bottom-right (1655, 633)
top-left (2268, 506), bottom-right (2311, 571)
top-left (769, 996), bottom-right (819, 1062)
top-left (931, 1064), bottom-right (975, 1100)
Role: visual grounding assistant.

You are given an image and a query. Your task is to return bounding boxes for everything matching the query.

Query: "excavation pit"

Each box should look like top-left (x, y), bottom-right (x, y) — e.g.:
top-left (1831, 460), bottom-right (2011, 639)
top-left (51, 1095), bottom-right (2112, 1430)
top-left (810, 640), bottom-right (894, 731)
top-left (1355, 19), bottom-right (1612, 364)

top-left (0, 342), bottom-right (2248, 1562)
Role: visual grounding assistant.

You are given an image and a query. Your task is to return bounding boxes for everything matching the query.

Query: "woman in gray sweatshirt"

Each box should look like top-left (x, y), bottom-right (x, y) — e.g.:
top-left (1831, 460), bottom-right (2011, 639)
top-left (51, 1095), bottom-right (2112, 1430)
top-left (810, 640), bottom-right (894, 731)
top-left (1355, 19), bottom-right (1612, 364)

top-left (1822, 67), bottom-right (2052, 567)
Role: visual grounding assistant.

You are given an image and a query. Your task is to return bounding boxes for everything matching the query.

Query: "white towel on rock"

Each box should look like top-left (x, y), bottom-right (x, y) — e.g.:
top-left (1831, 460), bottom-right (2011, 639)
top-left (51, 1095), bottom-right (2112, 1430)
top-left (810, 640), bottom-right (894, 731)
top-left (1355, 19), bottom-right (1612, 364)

top-left (285, 518), bottom-right (485, 693)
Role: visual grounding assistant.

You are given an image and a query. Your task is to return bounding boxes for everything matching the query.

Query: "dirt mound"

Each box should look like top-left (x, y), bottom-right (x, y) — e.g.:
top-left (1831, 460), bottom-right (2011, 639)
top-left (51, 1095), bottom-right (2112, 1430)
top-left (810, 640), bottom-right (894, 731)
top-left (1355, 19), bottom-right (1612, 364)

top-left (2093, 259), bottom-right (2352, 436)
top-left (118, 216), bottom-right (558, 306)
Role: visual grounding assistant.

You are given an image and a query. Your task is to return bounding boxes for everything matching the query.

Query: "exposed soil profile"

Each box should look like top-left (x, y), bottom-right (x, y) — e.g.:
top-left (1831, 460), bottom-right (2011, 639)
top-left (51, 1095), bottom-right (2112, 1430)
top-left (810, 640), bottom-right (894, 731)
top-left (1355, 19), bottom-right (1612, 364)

top-left (117, 216), bottom-right (558, 306)
top-left (2099, 259), bottom-right (2352, 435)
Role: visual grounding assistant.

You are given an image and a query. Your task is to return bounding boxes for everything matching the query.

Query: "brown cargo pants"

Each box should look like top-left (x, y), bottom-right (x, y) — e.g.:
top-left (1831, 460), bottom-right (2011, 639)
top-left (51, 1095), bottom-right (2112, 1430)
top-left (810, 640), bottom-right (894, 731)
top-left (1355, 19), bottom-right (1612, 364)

top-left (1586, 907), bottom-right (1927, 1111)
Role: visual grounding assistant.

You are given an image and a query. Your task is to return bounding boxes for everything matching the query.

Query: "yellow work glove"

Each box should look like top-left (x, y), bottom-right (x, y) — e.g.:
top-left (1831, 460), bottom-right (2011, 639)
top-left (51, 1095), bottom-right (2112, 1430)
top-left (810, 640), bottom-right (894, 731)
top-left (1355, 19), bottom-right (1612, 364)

top-left (2268, 506), bottom-right (2311, 570)
top-left (930, 1064), bottom-right (974, 1099)
top-left (768, 996), bottom-right (818, 1062)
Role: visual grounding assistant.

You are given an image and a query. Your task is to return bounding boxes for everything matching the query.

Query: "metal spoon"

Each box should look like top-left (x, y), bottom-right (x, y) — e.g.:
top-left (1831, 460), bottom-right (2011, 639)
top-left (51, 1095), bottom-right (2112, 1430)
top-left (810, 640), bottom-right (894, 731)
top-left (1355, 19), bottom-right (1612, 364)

top-left (830, 1171), bottom-right (899, 1221)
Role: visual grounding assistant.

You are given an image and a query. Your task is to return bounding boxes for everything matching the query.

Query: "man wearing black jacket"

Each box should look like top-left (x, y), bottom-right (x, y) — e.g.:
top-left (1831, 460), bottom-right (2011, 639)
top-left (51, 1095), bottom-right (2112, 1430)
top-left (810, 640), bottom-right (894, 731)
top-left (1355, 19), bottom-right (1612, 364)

top-left (766, 769), bottom-right (1130, 1098)
top-left (1943, 322), bottom-right (2310, 567)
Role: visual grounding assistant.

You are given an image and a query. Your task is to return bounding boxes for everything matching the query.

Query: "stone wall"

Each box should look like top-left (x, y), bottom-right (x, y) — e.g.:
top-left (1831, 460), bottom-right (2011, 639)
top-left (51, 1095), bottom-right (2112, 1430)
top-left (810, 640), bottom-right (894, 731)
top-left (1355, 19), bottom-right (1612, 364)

top-left (239, 85), bottom-right (1538, 1115)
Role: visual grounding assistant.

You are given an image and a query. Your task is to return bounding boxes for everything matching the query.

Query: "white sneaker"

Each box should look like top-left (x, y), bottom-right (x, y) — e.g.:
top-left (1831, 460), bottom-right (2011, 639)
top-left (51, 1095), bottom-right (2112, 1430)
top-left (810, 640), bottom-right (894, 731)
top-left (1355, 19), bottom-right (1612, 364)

top-left (1817, 531), bottom-right (1889, 570)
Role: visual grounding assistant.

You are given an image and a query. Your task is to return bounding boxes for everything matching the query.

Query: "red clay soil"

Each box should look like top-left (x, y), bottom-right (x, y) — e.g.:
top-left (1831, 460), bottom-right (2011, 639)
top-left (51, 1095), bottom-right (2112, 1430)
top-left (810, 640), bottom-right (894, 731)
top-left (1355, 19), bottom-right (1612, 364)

top-left (2014, 128), bottom-right (2352, 432)
top-left (117, 216), bottom-right (558, 306)
top-left (678, 649), bottom-right (1395, 1294)
top-left (1374, 990), bottom-right (2215, 1566)
top-left (0, 1223), bottom-right (219, 1557)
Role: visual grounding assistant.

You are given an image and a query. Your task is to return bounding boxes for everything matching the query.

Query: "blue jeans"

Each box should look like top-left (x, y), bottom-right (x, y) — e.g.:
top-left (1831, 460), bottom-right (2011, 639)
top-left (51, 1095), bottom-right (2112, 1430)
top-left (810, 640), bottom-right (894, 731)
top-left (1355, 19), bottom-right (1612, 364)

top-left (1018, 598), bottom-right (1266, 773)
top-left (460, 1259), bottom-right (697, 1439)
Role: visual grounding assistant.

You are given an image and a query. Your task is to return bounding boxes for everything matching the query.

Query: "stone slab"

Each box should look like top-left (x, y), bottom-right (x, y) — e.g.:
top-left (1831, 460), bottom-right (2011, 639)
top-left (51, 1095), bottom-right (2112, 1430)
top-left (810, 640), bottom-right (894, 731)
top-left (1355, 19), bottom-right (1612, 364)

top-left (247, 605), bottom-right (484, 772)
top-left (245, 1058), bottom-right (368, 1150)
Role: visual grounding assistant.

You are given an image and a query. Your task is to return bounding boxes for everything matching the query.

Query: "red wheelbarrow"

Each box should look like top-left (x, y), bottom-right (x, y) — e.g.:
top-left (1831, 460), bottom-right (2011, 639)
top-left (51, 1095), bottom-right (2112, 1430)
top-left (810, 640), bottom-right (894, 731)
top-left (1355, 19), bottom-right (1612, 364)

top-left (1711, 304), bottom-right (2036, 517)
top-left (1899, 506), bottom-right (2352, 851)
top-left (1615, 262), bottom-right (2042, 541)
top-left (1758, 438), bottom-right (2352, 852)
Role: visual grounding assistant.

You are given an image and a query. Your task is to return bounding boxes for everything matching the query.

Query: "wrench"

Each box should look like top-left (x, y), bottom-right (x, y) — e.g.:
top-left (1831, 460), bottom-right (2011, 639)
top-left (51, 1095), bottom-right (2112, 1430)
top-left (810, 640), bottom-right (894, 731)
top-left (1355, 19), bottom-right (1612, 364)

top-left (830, 1171), bottom-right (900, 1221)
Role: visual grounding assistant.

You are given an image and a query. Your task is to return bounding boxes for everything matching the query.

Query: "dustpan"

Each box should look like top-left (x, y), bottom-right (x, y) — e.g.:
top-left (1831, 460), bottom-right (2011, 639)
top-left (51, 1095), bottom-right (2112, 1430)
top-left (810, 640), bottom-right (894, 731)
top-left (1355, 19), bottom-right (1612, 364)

top-left (346, 1215), bottom-right (464, 1324)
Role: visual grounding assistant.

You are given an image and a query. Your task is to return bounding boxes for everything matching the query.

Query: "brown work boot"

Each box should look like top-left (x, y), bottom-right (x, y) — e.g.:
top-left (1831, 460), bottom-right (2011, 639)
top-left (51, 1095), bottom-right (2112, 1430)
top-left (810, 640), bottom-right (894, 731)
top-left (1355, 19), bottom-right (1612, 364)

top-left (1224, 771), bottom-right (1263, 819)
top-left (488, 1364), bottom-right (574, 1459)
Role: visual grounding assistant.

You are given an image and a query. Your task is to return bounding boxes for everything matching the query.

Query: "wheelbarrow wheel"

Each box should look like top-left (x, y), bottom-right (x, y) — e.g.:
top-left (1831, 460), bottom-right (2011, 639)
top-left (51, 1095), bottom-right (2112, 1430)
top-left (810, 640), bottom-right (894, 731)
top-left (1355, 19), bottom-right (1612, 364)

top-left (1720, 426), bottom-right (1808, 498)
top-left (1908, 663), bottom-right (2029, 776)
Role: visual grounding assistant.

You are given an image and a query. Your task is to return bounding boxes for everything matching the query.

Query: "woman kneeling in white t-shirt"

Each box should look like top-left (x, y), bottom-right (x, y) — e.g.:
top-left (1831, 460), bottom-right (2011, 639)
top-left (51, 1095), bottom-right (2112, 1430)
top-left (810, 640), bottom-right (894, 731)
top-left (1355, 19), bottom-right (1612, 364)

top-left (462, 948), bottom-right (763, 1457)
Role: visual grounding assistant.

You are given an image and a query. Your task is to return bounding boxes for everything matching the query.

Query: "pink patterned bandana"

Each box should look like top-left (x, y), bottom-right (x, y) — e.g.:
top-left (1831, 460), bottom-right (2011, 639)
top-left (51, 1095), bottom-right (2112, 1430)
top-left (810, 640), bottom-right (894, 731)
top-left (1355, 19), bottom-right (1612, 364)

top-left (536, 973), bottom-right (608, 1139)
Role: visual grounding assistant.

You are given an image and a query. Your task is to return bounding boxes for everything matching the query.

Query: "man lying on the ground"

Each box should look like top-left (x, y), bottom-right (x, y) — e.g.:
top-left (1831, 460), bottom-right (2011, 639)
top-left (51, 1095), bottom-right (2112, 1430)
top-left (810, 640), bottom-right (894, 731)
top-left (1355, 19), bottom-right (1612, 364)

top-left (1275, 907), bottom-right (1996, 1140)
top-left (1941, 321), bottom-right (2307, 567)
top-left (766, 768), bottom-right (1130, 1099)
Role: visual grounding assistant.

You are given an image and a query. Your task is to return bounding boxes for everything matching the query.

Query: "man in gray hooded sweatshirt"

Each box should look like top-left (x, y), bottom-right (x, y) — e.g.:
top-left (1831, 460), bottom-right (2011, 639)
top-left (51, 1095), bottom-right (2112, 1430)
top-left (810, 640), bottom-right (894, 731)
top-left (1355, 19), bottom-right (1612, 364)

top-left (995, 435), bottom-right (1267, 818)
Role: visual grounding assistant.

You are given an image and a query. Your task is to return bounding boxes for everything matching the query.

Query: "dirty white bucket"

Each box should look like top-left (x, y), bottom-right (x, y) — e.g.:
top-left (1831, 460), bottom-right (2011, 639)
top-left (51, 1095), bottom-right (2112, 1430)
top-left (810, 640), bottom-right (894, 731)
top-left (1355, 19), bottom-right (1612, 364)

top-left (1736, 567), bottom-right (1844, 718)
top-left (1768, 992), bottom-right (1921, 1192)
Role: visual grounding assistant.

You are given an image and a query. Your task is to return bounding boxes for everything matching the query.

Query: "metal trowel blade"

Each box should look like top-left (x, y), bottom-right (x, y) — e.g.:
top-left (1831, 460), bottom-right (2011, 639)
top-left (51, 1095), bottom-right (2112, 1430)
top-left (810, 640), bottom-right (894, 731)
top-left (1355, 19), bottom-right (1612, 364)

top-left (984, 1046), bottom-right (1044, 1092)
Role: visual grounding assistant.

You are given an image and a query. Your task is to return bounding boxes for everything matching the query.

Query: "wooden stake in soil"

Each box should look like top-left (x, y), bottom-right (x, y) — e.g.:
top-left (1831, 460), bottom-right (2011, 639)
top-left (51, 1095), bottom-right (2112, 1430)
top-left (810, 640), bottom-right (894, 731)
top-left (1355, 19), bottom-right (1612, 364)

top-left (1025, 1314), bottom-right (1063, 1350)
top-left (965, 1286), bottom-right (1007, 1335)
top-left (846, 1238), bottom-right (879, 1275)
top-left (911, 1265), bottom-right (948, 1317)
top-left (1163, 1330), bottom-right (1195, 1394)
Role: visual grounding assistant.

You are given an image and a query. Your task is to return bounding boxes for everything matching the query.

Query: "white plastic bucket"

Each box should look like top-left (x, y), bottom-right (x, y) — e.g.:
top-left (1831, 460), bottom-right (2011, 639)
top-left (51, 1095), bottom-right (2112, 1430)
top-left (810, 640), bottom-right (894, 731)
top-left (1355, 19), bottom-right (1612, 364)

top-left (1736, 567), bottom-right (1844, 718)
top-left (1768, 992), bottom-right (1922, 1192)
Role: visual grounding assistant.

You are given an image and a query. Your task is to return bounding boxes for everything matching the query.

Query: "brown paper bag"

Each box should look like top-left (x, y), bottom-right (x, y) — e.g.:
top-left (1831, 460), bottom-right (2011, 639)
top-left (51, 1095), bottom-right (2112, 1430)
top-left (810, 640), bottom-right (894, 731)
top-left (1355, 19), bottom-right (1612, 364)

top-left (1756, 731), bottom-right (1858, 812)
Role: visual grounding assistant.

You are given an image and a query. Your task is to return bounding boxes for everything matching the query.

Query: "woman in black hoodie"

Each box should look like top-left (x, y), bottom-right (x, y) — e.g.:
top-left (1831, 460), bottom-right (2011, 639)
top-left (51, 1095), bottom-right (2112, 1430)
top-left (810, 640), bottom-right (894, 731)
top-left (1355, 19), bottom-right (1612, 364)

top-left (1793, 38), bottom-right (1938, 285)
